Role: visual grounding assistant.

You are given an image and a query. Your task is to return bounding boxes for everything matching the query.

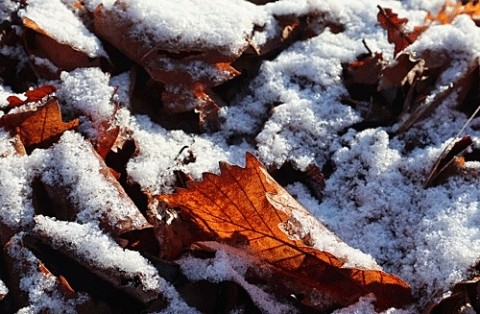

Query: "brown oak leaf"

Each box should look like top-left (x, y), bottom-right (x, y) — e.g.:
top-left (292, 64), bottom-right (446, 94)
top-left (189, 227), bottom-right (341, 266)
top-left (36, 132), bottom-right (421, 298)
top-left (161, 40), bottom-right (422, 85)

top-left (158, 153), bottom-right (413, 312)
top-left (0, 98), bottom-right (79, 151)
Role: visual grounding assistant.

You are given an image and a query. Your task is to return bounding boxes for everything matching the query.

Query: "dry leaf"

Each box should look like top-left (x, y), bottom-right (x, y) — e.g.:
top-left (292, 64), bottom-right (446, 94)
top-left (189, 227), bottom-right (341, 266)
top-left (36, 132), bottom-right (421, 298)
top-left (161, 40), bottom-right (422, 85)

top-left (396, 59), bottom-right (475, 133)
top-left (158, 153), bottom-right (413, 311)
top-left (0, 98), bottom-right (79, 151)
top-left (6, 85), bottom-right (56, 110)
top-left (379, 53), bottom-right (421, 91)
top-left (3, 235), bottom-right (91, 313)
top-left (31, 216), bottom-right (161, 305)
top-left (425, 276), bottom-right (480, 313)
top-left (424, 136), bottom-right (473, 188)
top-left (22, 17), bottom-right (105, 79)
top-left (40, 134), bottom-right (151, 237)
top-left (426, 0), bottom-right (480, 25)
top-left (342, 52), bottom-right (385, 102)
top-left (377, 6), bottom-right (424, 56)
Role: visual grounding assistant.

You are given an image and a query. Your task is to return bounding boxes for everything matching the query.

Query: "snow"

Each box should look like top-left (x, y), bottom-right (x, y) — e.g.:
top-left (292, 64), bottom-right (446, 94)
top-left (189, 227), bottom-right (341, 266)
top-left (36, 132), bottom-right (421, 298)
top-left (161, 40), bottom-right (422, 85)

top-left (127, 115), bottom-right (247, 194)
top-left (223, 29), bottom-right (361, 170)
top-left (18, 0), bottom-right (107, 58)
top-left (57, 68), bottom-right (115, 121)
top-left (266, 178), bottom-right (379, 270)
top-left (3, 0), bottom-right (480, 312)
top-left (0, 0), bottom-right (19, 23)
top-left (178, 243), bottom-right (296, 313)
top-left (332, 295), bottom-right (377, 314)
top-left (110, 0), bottom-right (266, 56)
top-left (5, 234), bottom-right (91, 314)
top-left (0, 153), bottom-right (35, 232)
top-left (32, 215), bottom-right (198, 311)
top-left (0, 279), bottom-right (8, 298)
top-left (33, 216), bottom-right (161, 291)
top-left (407, 15), bottom-right (480, 84)
top-left (38, 131), bottom-right (149, 231)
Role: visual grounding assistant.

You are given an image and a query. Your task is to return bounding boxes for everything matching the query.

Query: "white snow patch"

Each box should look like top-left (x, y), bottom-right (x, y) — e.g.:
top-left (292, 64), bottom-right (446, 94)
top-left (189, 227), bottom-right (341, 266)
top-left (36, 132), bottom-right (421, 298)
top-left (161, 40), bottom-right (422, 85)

top-left (57, 68), bottom-right (115, 121)
top-left (127, 115), bottom-right (248, 194)
top-left (112, 0), bottom-right (266, 55)
top-left (179, 244), bottom-right (296, 314)
top-left (0, 154), bottom-right (36, 230)
top-left (0, 0), bottom-right (19, 23)
top-left (33, 215), bottom-right (161, 291)
top-left (224, 30), bottom-right (360, 169)
top-left (6, 234), bottom-right (90, 314)
top-left (19, 0), bottom-right (107, 58)
top-left (0, 279), bottom-right (8, 298)
top-left (39, 131), bottom-right (145, 229)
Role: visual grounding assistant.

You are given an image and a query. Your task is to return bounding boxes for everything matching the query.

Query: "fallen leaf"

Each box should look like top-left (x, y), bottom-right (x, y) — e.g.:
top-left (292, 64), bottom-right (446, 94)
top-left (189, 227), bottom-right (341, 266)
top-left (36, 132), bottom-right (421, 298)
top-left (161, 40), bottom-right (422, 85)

top-left (377, 6), bottom-right (424, 56)
top-left (31, 216), bottom-right (161, 305)
top-left (379, 53), bottom-right (421, 91)
top-left (22, 17), bottom-right (105, 78)
top-left (6, 85), bottom-right (56, 109)
top-left (40, 132), bottom-right (152, 237)
top-left (424, 136), bottom-right (473, 188)
top-left (426, 0), bottom-right (480, 25)
top-left (396, 59), bottom-right (474, 133)
top-left (25, 85), bottom-right (56, 102)
top-left (95, 125), bottom-right (120, 160)
top-left (342, 52), bottom-right (385, 101)
top-left (0, 98), bottom-right (79, 151)
top-left (158, 153), bottom-right (413, 311)
top-left (3, 235), bottom-right (93, 313)
top-left (425, 276), bottom-right (480, 313)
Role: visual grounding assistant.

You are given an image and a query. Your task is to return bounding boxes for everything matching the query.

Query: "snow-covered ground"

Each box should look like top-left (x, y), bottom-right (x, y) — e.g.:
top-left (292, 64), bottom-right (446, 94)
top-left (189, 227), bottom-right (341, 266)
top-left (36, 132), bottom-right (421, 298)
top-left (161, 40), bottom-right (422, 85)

top-left (2, 0), bottom-right (480, 312)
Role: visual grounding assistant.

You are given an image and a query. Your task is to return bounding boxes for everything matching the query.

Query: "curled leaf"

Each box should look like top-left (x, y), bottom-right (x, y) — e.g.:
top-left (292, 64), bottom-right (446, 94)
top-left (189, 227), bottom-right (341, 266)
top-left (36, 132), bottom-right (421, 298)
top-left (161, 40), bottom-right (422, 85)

top-left (424, 136), bottom-right (473, 188)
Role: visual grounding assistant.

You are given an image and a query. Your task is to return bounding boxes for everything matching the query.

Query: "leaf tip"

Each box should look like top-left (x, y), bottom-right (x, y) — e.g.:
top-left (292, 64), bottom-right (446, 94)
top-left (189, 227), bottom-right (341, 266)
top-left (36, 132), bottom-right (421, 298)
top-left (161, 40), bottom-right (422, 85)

top-left (245, 152), bottom-right (264, 169)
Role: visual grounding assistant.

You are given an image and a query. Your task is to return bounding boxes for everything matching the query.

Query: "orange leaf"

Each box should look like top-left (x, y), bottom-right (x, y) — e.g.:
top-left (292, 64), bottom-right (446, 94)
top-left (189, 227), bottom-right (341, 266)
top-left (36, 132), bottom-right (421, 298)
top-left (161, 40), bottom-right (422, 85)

top-left (158, 153), bottom-right (413, 311)
top-left (6, 85), bottom-right (56, 109)
top-left (95, 124), bottom-right (120, 160)
top-left (25, 85), bottom-right (56, 103)
top-left (6, 96), bottom-right (24, 108)
top-left (0, 98), bottom-right (79, 150)
top-left (377, 6), bottom-right (423, 56)
top-left (427, 1), bottom-right (480, 25)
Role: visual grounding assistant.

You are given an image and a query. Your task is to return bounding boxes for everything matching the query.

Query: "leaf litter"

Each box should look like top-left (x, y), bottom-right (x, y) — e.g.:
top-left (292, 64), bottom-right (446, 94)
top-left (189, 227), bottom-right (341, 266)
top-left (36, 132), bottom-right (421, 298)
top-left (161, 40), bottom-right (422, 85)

top-left (2, 0), bottom-right (480, 313)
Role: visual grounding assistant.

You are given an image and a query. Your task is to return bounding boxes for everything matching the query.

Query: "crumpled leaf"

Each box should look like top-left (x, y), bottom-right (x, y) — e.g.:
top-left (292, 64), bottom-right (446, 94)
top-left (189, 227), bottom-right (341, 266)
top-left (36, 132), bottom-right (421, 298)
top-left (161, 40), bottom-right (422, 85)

top-left (0, 97), bottom-right (79, 151)
top-left (31, 216), bottom-right (162, 305)
top-left (40, 132), bottom-right (152, 237)
top-left (425, 276), bottom-right (480, 313)
top-left (158, 153), bottom-right (413, 311)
